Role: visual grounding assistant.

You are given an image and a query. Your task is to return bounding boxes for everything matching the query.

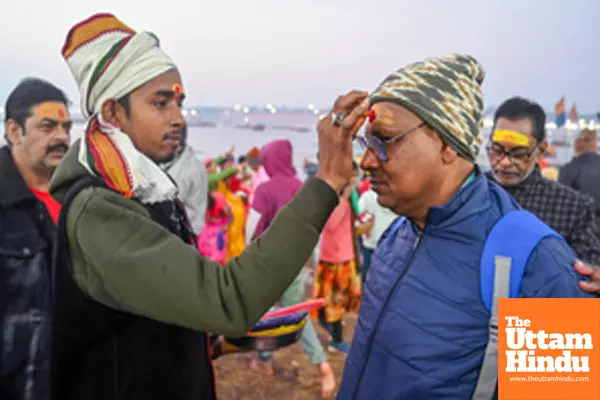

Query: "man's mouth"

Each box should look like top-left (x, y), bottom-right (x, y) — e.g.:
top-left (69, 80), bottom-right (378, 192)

top-left (494, 169), bottom-right (520, 178)
top-left (369, 178), bottom-right (387, 189)
top-left (164, 133), bottom-right (181, 146)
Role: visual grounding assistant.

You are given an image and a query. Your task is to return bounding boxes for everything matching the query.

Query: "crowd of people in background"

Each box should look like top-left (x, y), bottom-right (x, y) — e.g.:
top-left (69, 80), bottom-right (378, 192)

top-left (3, 12), bottom-right (600, 400)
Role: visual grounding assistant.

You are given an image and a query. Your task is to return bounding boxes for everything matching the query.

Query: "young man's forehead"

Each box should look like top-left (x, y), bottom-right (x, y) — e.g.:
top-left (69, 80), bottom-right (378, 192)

top-left (137, 69), bottom-right (183, 95)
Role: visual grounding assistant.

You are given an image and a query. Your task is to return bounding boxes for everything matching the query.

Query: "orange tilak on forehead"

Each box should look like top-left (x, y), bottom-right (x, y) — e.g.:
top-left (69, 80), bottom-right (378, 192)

top-left (369, 108), bottom-right (395, 125)
top-left (36, 102), bottom-right (70, 121)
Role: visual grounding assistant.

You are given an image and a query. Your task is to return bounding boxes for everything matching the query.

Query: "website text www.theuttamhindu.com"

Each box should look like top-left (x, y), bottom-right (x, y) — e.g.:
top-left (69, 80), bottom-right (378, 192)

top-left (508, 376), bottom-right (590, 383)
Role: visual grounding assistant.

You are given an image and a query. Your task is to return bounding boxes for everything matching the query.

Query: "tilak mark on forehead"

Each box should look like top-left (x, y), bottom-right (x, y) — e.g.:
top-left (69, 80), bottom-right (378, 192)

top-left (368, 108), bottom-right (395, 125)
top-left (173, 83), bottom-right (184, 98)
top-left (493, 129), bottom-right (531, 147)
top-left (37, 101), bottom-right (70, 122)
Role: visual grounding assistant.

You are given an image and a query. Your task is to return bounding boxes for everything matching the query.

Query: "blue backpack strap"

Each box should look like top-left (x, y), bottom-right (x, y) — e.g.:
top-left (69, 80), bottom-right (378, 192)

top-left (389, 216), bottom-right (406, 234)
top-left (473, 209), bottom-right (562, 400)
top-left (376, 216), bottom-right (406, 246)
top-left (480, 209), bottom-right (563, 313)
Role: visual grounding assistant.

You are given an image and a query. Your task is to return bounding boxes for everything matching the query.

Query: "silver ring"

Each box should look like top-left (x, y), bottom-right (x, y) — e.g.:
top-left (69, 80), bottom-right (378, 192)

top-left (330, 112), bottom-right (345, 127)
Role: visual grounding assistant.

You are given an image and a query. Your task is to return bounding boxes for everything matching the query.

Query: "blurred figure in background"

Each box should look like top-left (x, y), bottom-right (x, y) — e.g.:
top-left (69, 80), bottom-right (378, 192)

top-left (559, 129), bottom-right (600, 219)
top-left (163, 123), bottom-right (208, 235)
top-left (247, 139), bottom-right (336, 398)
top-left (311, 179), bottom-right (362, 354)
top-left (217, 158), bottom-right (247, 262)
top-left (197, 191), bottom-right (232, 265)
top-left (246, 146), bottom-right (270, 204)
top-left (358, 188), bottom-right (397, 281)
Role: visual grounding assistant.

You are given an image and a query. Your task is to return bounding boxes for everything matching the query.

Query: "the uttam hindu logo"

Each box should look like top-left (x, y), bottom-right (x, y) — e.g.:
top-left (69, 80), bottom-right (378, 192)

top-left (505, 315), bottom-right (592, 373)
top-left (498, 298), bottom-right (600, 400)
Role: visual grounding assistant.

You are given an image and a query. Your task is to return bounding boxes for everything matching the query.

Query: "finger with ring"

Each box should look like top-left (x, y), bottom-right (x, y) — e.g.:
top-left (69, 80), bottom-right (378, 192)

top-left (331, 112), bottom-right (346, 127)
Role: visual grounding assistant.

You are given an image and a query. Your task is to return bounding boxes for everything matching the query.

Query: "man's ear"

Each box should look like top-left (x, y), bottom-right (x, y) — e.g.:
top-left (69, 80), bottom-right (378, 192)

top-left (440, 138), bottom-right (459, 164)
top-left (100, 99), bottom-right (122, 127)
top-left (5, 120), bottom-right (24, 146)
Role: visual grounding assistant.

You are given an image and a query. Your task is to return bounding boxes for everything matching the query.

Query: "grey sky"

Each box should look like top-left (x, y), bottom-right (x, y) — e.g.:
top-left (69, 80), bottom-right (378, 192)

top-left (1, 0), bottom-right (598, 112)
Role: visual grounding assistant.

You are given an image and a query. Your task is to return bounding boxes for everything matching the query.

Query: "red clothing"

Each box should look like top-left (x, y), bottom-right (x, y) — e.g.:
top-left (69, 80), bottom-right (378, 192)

top-left (319, 198), bottom-right (355, 263)
top-left (29, 186), bottom-right (61, 224)
top-left (357, 179), bottom-right (370, 196)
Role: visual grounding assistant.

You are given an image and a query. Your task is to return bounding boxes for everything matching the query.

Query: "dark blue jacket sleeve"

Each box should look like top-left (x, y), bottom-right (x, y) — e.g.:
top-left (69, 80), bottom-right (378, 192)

top-left (520, 236), bottom-right (596, 299)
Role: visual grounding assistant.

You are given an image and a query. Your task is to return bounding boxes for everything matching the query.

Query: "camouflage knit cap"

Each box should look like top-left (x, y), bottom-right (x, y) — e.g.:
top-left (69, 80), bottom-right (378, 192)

top-left (369, 54), bottom-right (485, 161)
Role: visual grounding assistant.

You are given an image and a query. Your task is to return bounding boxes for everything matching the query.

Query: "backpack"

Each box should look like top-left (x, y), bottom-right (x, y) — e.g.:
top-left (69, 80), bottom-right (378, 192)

top-left (386, 210), bottom-right (562, 399)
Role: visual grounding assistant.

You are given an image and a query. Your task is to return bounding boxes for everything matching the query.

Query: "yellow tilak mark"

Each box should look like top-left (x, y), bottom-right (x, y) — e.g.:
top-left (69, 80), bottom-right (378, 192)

top-left (493, 129), bottom-right (531, 146)
top-left (375, 108), bottom-right (395, 125)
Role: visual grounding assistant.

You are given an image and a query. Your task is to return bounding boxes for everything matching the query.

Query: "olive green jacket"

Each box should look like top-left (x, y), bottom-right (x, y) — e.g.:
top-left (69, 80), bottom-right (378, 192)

top-left (50, 140), bottom-right (338, 337)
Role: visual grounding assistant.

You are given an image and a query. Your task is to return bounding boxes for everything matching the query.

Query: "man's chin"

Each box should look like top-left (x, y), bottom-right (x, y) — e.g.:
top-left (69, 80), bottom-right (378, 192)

top-left (153, 151), bottom-right (177, 164)
top-left (43, 158), bottom-right (64, 172)
top-left (491, 172), bottom-right (524, 187)
top-left (375, 191), bottom-right (394, 209)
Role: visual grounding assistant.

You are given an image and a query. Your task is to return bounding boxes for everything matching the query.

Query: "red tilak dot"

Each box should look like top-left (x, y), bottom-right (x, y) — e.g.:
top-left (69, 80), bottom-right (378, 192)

top-left (368, 109), bottom-right (376, 122)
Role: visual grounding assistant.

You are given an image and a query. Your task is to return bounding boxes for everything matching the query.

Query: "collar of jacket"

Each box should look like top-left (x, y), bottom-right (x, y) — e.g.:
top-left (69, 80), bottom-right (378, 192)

top-left (0, 145), bottom-right (37, 206)
top-left (419, 165), bottom-right (492, 229)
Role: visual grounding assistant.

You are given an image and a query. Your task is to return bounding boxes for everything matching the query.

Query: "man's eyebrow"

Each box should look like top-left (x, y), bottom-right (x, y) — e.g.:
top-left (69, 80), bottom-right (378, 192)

top-left (153, 90), bottom-right (185, 102)
top-left (39, 118), bottom-right (60, 124)
top-left (491, 141), bottom-right (529, 150)
top-left (153, 90), bottom-right (176, 98)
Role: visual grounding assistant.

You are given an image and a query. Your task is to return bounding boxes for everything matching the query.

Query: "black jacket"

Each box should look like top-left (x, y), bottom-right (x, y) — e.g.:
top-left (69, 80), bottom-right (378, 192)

top-left (51, 177), bottom-right (215, 400)
top-left (559, 152), bottom-right (600, 216)
top-left (487, 166), bottom-right (600, 264)
top-left (0, 146), bottom-right (55, 400)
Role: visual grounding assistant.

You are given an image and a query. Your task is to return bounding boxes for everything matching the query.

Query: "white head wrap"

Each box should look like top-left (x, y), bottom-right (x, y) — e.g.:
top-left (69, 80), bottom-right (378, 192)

top-left (62, 14), bottom-right (180, 203)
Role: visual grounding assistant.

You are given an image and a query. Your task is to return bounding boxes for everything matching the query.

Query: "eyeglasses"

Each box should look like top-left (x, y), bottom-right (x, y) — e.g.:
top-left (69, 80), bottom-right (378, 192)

top-left (355, 122), bottom-right (426, 162)
top-left (486, 143), bottom-right (538, 166)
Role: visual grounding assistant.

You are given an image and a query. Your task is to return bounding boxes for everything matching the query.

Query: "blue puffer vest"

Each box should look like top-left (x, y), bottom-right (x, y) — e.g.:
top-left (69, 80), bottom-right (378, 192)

top-left (337, 170), bottom-right (587, 400)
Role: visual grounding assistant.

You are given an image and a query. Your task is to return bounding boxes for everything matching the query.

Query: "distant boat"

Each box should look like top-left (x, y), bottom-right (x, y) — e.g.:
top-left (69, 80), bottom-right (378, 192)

top-left (186, 120), bottom-right (217, 128)
top-left (232, 123), bottom-right (266, 131)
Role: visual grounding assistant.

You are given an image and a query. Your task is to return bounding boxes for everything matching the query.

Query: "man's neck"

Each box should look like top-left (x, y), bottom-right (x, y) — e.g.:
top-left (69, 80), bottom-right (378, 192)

top-left (12, 153), bottom-right (52, 192)
top-left (411, 164), bottom-right (476, 229)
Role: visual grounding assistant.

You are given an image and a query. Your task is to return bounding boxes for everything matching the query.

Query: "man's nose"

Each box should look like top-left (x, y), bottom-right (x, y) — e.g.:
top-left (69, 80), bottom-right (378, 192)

top-left (496, 154), bottom-right (513, 168)
top-left (171, 106), bottom-right (185, 128)
top-left (360, 147), bottom-right (380, 171)
top-left (55, 124), bottom-right (71, 144)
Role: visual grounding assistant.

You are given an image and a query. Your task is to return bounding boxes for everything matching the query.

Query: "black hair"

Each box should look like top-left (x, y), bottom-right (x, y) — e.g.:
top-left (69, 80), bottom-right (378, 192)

top-left (4, 77), bottom-right (70, 144)
top-left (238, 155), bottom-right (247, 164)
top-left (493, 97), bottom-right (546, 142)
top-left (207, 192), bottom-right (215, 211)
top-left (117, 94), bottom-right (131, 117)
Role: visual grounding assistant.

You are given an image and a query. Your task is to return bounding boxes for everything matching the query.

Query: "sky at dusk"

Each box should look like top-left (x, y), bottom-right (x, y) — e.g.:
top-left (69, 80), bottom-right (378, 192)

top-left (1, 0), bottom-right (598, 112)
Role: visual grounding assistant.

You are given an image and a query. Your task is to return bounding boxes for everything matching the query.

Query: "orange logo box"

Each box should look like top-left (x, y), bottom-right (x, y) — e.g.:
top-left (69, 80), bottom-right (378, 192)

top-left (498, 298), bottom-right (600, 400)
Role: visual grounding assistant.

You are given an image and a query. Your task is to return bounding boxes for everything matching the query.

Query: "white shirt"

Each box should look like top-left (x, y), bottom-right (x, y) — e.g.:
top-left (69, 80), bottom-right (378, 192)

top-left (358, 189), bottom-right (398, 249)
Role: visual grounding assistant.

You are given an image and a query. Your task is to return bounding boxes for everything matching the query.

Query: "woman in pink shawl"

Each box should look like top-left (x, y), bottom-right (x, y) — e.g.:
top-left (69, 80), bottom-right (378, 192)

top-left (196, 191), bottom-right (231, 265)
